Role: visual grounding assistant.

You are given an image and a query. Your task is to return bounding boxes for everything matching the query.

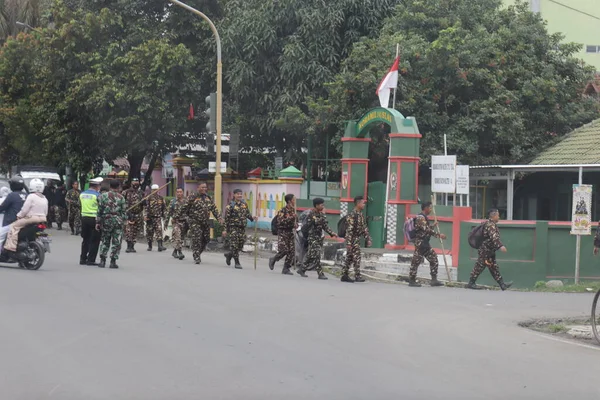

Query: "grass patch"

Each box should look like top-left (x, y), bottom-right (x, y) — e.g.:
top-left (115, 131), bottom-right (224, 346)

top-left (529, 281), bottom-right (600, 293)
top-left (547, 324), bottom-right (568, 333)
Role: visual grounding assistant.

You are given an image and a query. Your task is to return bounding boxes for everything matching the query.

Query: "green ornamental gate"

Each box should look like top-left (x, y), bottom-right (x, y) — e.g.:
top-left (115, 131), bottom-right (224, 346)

top-left (340, 108), bottom-right (421, 249)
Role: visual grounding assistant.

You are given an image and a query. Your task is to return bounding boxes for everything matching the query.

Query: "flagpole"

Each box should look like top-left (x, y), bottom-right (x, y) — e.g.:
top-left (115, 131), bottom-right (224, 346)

top-left (392, 44), bottom-right (399, 110)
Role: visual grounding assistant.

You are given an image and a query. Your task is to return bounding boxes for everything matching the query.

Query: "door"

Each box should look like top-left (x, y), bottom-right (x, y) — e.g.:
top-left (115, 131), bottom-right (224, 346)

top-left (366, 181), bottom-right (386, 248)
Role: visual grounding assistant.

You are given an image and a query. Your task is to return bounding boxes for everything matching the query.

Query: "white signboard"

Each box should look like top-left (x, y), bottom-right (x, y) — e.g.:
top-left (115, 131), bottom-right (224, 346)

top-left (208, 162), bottom-right (227, 173)
top-left (431, 155), bottom-right (456, 194)
top-left (571, 184), bottom-right (593, 235)
top-left (455, 165), bottom-right (469, 195)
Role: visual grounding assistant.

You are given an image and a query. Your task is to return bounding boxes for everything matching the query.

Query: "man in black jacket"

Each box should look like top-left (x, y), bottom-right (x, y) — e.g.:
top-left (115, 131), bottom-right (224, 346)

top-left (0, 176), bottom-right (27, 227)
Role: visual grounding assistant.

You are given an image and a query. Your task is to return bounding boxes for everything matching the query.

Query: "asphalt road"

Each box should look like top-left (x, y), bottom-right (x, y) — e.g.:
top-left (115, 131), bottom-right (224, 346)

top-left (0, 232), bottom-right (598, 400)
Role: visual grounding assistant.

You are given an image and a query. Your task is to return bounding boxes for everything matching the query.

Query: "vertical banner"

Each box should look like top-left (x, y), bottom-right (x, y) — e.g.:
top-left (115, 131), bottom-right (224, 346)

top-left (571, 184), bottom-right (593, 235)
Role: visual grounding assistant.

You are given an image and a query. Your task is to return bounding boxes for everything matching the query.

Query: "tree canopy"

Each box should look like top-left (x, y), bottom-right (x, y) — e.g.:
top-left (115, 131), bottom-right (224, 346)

top-left (0, 0), bottom-right (598, 177)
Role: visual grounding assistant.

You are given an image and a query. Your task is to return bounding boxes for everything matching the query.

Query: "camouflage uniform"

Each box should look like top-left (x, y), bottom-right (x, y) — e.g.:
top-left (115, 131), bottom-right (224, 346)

top-left (97, 191), bottom-right (126, 265)
top-left (409, 214), bottom-right (440, 280)
top-left (65, 188), bottom-right (81, 234)
top-left (224, 200), bottom-right (253, 268)
top-left (184, 193), bottom-right (221, 263)
top-left (470, 220), bottom-right (504, 284)
top-left (343, 209), bottom-right (371, 280)
top-left (166, 197), bottom-right (187, 252)
top-left (123, 187), bottom-right (145, 245)
top-left (299, 209), bottom-right (334, 278)
top-left (270, 205), bottom-right (298, 274)
top-left (144, 193), bottom-right (166, 243)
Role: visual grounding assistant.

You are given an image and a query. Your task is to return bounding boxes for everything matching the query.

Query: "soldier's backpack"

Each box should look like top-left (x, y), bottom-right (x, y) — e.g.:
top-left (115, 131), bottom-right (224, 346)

top-left (299, 210), bottom-right (312, 239)
top-left (468, 223), bottom-right (486, 249)
top-left (271, 215), bottom-right (278, 235)
top-left (337, 216), bottom-right (348, 238)
top-left (403, 216), bottom-right (417, 243)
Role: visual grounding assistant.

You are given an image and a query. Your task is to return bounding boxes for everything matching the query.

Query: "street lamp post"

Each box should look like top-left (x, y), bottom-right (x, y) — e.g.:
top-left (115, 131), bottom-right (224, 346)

top-left (167, 0), bottom-right (223, 213)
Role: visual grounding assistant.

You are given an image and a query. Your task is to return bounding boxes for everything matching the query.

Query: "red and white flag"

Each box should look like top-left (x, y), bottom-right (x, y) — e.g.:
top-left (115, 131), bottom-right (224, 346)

top-left (376, 56), bottom-right (399, 108)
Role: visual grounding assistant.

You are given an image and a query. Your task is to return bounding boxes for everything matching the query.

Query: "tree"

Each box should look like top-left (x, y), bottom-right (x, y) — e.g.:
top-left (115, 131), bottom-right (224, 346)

top-left (313, 0), bottom-right (600, 166)
top-left (222, 0), bottom-right (402, 164)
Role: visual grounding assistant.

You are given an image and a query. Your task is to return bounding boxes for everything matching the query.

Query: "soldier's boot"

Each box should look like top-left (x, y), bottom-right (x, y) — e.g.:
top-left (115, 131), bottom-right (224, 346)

top-left (75, 227), bottom-right (81, 235)
top-left (98, 257), bottom-right (106, 269)
top-left (224, 252), bottom-right (232, 266)
top-left (70, 225), bottom-right (75, 235)
top-left (282, 264), bottom-right (294, 275)
top-left (157, 240), bottom-right (166, 252)
top-left (408, 278), bottom-right (422, 287)
top-left (147, 241), bottom-right (152, 251)
top-left (177, 249), bottom-right (185, 260)
top-left (296, 268), bottom-right (308, 278)
top-left (341, 274), bottom-right (355, 283)
top-left (109, 259), bottom-right (119, 269)
top-left (466, 277), bottom-right (482, 290)
top-left (354, 274), bottom-right (366, 283)
top-left (317, 271), bottom-right (328, 280)
top-left (430, 275), bottom-right (444, 287)
top-left (268, 257), bottom-right (276, 271)
top-left (125, 242), bottom-right (134, 253)
top-left (234, 257), bottom-right (242, 269)
top-left (498, 278), bottom-right (513, 291)
top-left (57, 224), bottom-right (63, 231)
top-left (172, 249), bottom-right (178, 258)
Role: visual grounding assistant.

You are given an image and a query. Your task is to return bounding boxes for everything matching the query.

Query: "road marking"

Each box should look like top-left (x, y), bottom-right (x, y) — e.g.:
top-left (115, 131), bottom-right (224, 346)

top-left (528, 330), bottom-right (600, 351)
top-left (48, 384), bottom-right (61, 396)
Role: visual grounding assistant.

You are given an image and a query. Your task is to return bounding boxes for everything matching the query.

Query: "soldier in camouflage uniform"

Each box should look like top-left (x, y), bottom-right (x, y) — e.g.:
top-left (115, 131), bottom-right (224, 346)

top-left (123, 178), bottom-right (145, 253)
top-left (65, 181), bottom-right (81, 235)
top-left (223, 189), bottom-right (256, 269)
top-left (341, 196), bottom-right (372, 283)
top-left (96, 180), bottom-right (127, 269)
top-left (269, 194), bottom-right (298, 275)
top-left (297, 198), bottom-right (337, 280)
top-left (467, 208), bottom-right (511, 290)
top-left (183, 182), bottom-right (222, 264)
top-left (409, 202), bottom-right (446, 287)
top-left (144, 184), bottom-right (166, 252)
top-left (165, 187), bottom-right (187, 260)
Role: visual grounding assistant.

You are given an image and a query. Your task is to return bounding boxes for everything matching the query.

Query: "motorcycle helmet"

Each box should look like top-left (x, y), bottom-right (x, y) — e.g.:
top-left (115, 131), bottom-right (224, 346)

top-left (29, 178), bottom-right (44, 194)
top-left (9, 175), bottom-right (24, 192)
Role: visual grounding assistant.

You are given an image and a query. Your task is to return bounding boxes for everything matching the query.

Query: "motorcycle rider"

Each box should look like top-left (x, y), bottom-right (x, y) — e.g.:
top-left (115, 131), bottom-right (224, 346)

top-left (4, 178), bottom-right (48, 253)
top-left (0, 176), bottom-right (27, 227)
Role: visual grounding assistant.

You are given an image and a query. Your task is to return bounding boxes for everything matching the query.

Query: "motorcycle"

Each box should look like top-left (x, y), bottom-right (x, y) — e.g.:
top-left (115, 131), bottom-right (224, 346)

top-left (0, 222), bottom-right (51, 270)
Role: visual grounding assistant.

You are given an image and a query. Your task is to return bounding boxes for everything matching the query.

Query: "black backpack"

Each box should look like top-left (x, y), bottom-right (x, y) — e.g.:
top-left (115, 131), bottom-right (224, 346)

top-left (271, 215), bottom-right (278, 235)
top-left (468, 223), bottom-right (486, 249)
top-left (337, 216), bottom-right (348, 238)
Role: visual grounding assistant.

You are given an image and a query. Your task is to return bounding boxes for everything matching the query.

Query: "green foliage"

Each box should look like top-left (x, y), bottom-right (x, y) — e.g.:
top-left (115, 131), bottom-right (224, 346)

top-left (222, 0), bottom-right (401, 162)
top-left (314, 0), bottom-right (600, 165)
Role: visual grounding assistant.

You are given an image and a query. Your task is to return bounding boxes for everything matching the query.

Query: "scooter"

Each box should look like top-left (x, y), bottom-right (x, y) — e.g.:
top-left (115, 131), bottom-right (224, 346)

top-left (0, 223), bottom-right (51, 270)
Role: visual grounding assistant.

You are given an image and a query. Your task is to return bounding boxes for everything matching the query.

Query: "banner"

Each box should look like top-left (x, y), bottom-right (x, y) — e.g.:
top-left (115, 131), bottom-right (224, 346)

top-left (455, 165), bottom-right (469, 195)
top-left (431, 155), bottom-right (456, 194)
top-left (571, 184), bottom-right (593, 235)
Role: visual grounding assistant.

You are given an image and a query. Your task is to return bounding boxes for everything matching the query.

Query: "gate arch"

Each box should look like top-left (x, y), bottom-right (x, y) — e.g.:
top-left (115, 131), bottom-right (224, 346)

top-left (341, 107), bottom-right (421, 248)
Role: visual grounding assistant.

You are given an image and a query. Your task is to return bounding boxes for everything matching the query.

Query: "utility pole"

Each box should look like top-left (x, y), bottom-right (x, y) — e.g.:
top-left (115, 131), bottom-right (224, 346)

top-left (168, 0), bottom-right (223, 212)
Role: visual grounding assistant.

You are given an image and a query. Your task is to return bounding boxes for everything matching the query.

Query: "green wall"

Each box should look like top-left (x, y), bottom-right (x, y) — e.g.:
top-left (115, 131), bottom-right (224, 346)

top-left (458, 220), bottom-right (600, 288)
top-left (296, 199), bottom-right (341, 231)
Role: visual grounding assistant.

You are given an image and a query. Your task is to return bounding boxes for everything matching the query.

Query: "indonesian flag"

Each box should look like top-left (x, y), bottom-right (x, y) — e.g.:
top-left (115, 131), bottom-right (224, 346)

top-left (376, 56), bottom-right (399, 108)
top-left (188, 103), bottom-right (194, 120)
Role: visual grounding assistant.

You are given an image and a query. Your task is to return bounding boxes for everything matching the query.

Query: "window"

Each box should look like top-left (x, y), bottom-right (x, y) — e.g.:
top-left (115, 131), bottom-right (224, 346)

top-left (586, 45), bottom-right (600, 53)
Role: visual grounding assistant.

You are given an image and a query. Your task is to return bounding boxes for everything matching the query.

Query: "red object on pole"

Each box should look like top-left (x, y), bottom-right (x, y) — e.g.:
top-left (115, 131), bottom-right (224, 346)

top-left (188, 103), bottom-right (194, 120)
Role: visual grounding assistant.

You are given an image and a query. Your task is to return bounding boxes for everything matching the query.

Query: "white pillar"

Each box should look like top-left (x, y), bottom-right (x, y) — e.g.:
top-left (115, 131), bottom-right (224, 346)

top-left (507, 170), bottom-right (514, 220)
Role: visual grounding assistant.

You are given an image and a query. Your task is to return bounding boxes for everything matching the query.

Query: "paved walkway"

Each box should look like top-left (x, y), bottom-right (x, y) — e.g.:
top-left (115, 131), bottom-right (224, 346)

top-left (0, 233), bottom-right (598, 399)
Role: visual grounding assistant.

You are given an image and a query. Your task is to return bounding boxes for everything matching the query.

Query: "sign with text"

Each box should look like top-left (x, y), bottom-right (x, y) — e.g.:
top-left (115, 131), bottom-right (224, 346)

top-left (455, 165), bottom-right (469, 195)
top-left (571, 184), bottom-right (593, 235)
top-left (431, 155), bottom-right (456, 194)
top-left (208, 162), bottom-right (227, 173)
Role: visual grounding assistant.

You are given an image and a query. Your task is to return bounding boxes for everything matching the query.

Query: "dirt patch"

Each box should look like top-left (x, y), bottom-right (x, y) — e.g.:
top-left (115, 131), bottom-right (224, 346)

top-left (520, 317), bottom-right (600, 346)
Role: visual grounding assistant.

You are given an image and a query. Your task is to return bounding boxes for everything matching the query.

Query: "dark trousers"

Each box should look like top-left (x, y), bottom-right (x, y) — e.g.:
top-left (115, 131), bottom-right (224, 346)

top-left (80, 216), bottom-right (101, 263)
